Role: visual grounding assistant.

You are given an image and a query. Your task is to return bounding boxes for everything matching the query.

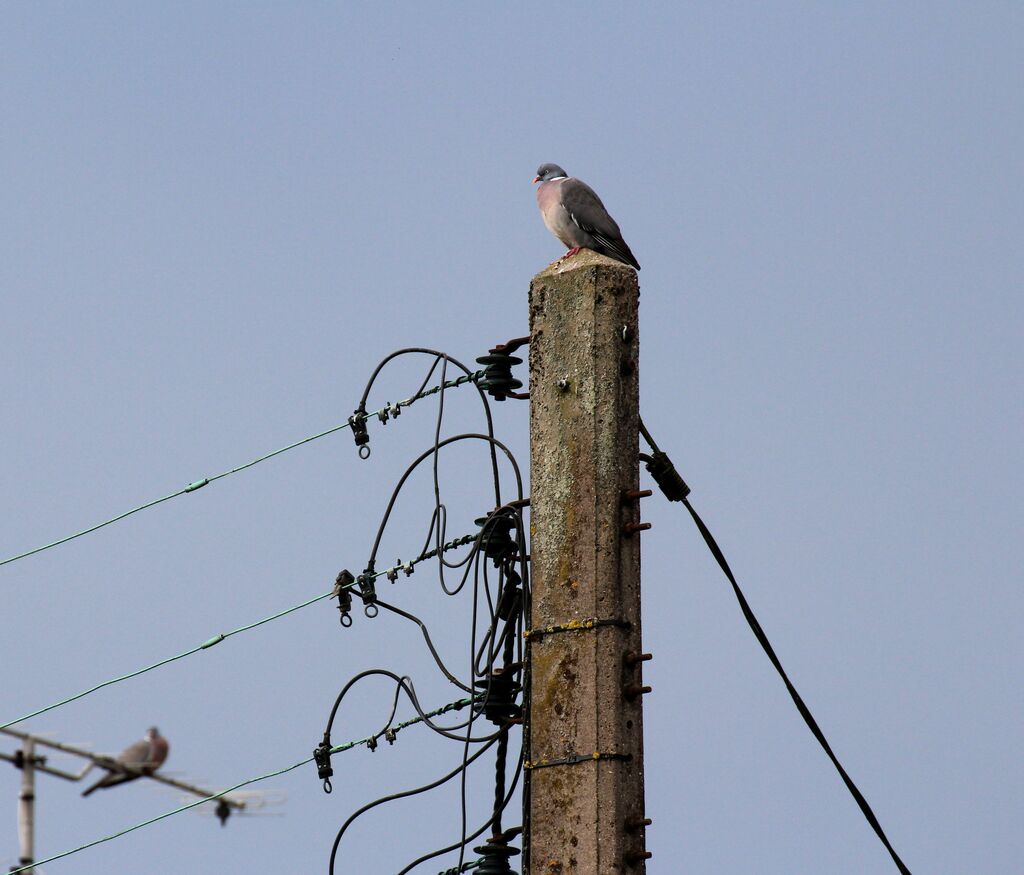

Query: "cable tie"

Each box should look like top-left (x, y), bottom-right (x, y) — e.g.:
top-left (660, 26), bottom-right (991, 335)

top-left (523, 617), bottom-right (630, 641)
top-left (523, 752), bottom-right (632, 771)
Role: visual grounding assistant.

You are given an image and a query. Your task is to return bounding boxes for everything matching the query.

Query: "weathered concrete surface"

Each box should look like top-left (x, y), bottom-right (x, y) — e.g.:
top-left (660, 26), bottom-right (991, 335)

top-left (525, 250), bottom-right (647, 874)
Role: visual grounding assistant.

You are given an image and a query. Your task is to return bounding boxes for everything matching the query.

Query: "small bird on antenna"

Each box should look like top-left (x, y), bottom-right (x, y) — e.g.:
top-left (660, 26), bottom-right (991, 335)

top-left (82, 726), bottom-right (169, 796)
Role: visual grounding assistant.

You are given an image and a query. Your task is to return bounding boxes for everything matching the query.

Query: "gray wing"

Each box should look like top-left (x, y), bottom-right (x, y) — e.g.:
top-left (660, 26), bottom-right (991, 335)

top-left (118, 738), bottom-right (152, 766)
top-left (82, 739), bottom-right (150, 796)
top-left (561, 179), bottom-right (640, 270)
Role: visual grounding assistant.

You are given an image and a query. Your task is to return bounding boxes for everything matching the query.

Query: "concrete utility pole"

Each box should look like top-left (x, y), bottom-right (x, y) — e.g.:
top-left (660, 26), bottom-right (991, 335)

top-left (525, 251), bottom-right (651, 873)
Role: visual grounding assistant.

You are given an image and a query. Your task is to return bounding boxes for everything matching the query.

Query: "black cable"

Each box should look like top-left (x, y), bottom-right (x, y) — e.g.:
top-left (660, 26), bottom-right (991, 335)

top-left (323, 670), bottom-right (498, 746)
top-left (639, 419), bottom-right (912, 874)
top-left (356, 348), bottom-right (502, 508)
top-left (324, 357), bottom-right (529, 873)
top-left (395, 753), bottom-right (524, 875)
top-left (365, 434), bottom-right (524, 579)
top-left (374, 599), bottom-right (474, 693)
top-left (457, 542), bottom-right (488, 869)
top-left (490, 728), bottom-right (510, 837)
top-left (327, 736), bottom-right (499, 875)
top-left (450, 506), bottom-right (525, 870)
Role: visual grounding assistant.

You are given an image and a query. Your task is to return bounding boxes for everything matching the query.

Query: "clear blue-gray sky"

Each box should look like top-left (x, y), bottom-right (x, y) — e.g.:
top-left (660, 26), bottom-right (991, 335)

top-left (2, 3), bottom-right (1021, 873)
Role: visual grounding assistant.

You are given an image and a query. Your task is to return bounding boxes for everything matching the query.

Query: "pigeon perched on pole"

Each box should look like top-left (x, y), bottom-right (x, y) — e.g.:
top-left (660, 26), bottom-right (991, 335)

top-left (82, 727), bottom-right (169, 796)
top-left (533, 163), bottom-right (640, 270)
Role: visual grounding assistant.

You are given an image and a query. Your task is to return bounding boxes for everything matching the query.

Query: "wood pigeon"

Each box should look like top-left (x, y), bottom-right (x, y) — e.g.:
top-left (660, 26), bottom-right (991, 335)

top-left (82, 726), bottom-right (169, 796)
top-left (533, 163), bottom-right (640, 270)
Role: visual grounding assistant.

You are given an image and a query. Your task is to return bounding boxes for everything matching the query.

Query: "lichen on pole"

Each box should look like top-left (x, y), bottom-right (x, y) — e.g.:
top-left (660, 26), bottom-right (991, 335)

top-left (525, 250), bottom-right (649, 873)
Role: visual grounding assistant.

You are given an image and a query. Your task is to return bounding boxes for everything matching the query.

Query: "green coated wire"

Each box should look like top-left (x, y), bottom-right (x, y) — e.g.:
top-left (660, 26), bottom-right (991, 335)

top-left (328, 696), bottom-right (476, 756)
top-left (0, 371), bottom-right (483, 569)
top-left (7, 757), bottom-right (312, 875)
top-left (7, 696), bottom-right (477, 875)
top-left (0, 533), bottom-right (479, 731)
top-left (0, 588), bottom-right (331, 731)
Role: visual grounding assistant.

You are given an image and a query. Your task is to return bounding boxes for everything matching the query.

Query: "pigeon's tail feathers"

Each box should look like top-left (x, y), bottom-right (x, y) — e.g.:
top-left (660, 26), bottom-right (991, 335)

top-left (591, 230), bottom-right (641, 270)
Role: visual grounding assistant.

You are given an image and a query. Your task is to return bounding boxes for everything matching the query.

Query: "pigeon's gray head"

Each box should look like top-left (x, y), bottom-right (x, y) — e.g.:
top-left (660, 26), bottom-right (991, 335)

top-left (146, 727), bottom-right (160, 737)
top-left (533, 163), bottom-right (569, 184)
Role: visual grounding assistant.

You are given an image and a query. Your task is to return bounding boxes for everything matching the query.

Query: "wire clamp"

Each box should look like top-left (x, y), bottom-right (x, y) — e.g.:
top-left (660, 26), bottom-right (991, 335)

top-left (523, 751), bottom-right (632, 771)
top-left (333, 570), bottom-right (354, 627)
top-left (348, 405), bottom-right (371, 459)
top-left (313, 738), bottom-right (334, 794)
top-left (377, 401), bottom-right (401, 425)
top-left (357, 563), bottom-right (378, 618)
top-left (638, 417), bottom-right (690, 501)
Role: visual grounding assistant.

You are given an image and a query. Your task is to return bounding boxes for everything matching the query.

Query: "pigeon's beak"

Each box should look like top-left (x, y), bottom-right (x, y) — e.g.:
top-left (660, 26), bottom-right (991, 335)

top-left (532, 175), bottom-right (541, 184)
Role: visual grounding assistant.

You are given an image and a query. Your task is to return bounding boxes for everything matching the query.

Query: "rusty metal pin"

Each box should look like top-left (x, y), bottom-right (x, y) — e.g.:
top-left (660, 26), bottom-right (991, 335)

top-left (622, 521), bottom-right (652, 536)
top-left (621, 488), bottom-right (653, 503)
top-left (623, 683), bottom-right (652, 701)
top-left (625, 816), bottom-right (653, 832)
top-left (624, 651), bottom-right (653, 667)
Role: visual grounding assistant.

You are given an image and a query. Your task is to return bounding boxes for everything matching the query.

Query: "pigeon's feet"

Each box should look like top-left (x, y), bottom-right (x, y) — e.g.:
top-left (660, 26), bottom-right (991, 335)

top-left (560, 247), bottom-right (582, 260)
